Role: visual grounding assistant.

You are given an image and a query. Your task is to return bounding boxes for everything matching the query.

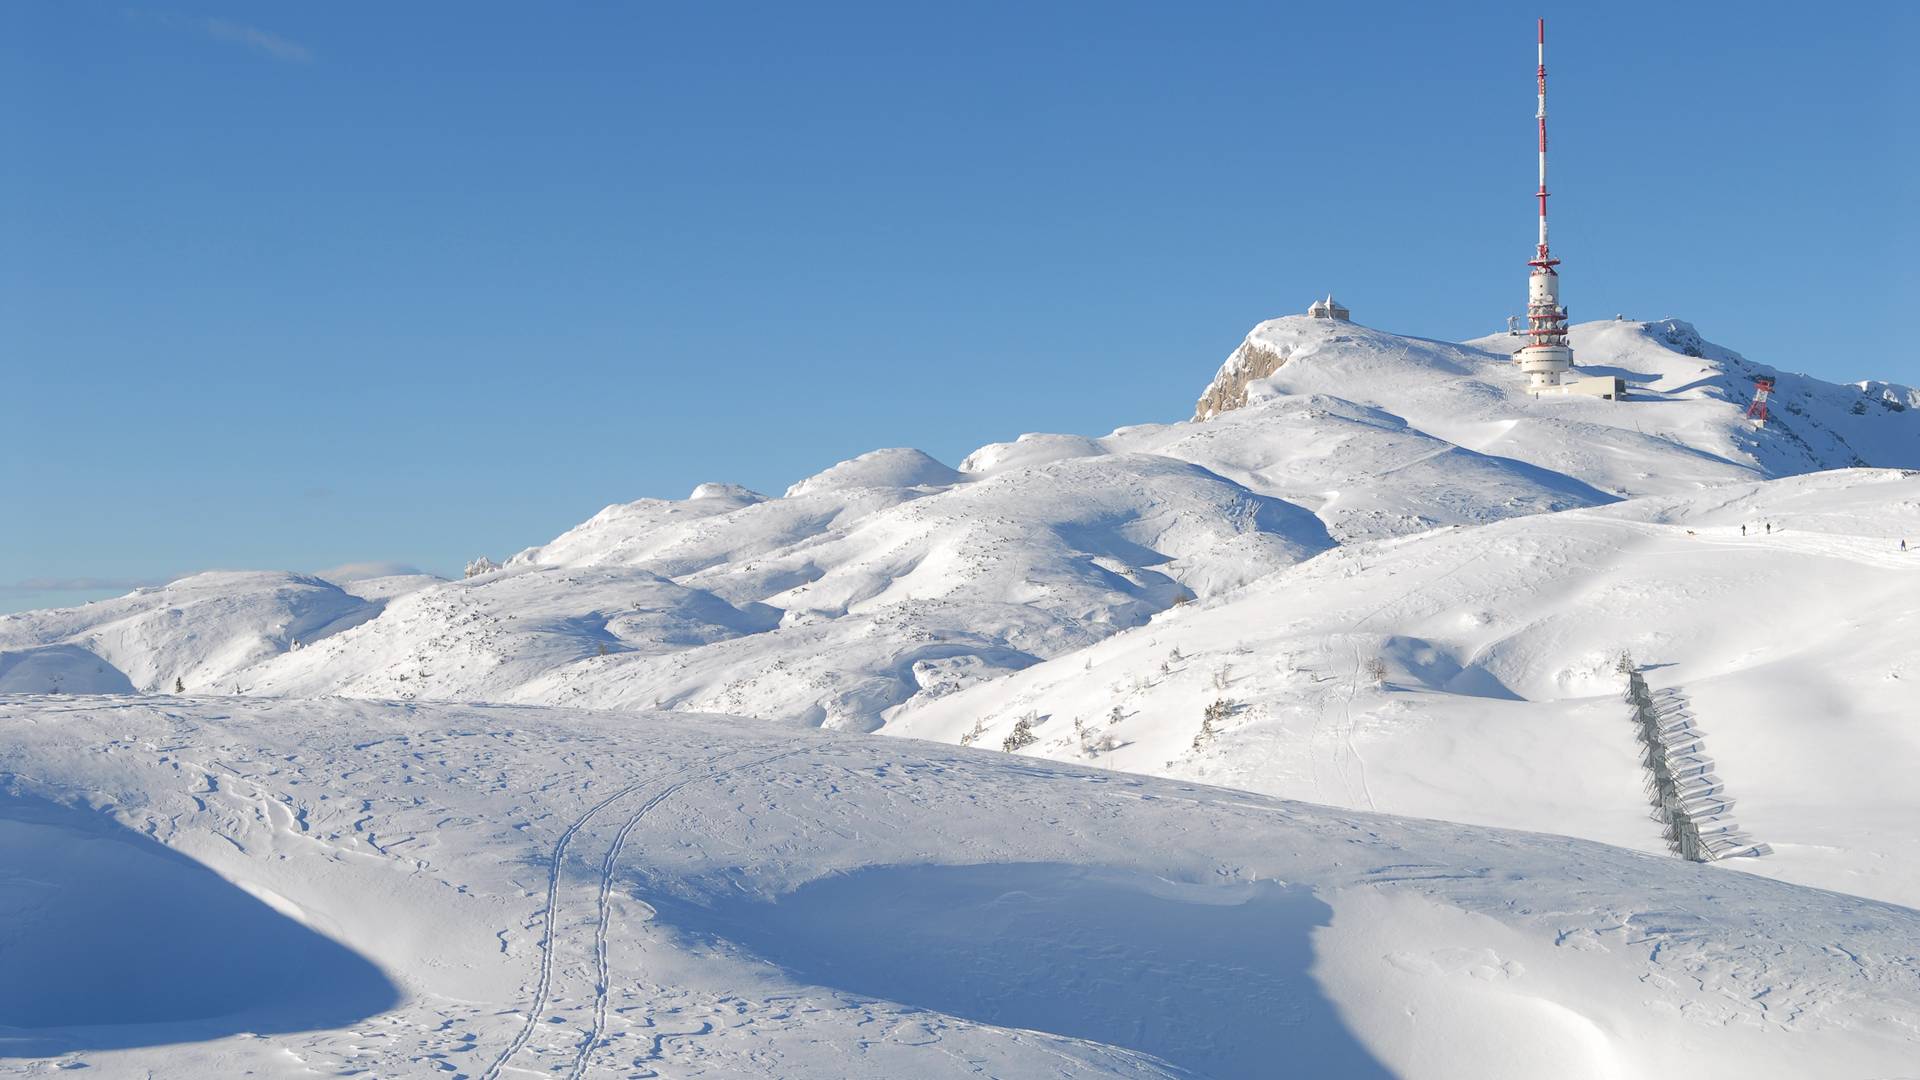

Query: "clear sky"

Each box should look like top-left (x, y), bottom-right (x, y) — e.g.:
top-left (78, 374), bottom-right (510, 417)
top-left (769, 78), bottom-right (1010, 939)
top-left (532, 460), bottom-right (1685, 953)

top-left (4, 2), bottom-right (1914, 612)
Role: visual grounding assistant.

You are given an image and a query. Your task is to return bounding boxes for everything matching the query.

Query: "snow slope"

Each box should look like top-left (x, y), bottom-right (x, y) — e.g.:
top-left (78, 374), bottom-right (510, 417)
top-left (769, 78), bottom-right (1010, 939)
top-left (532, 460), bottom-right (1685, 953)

top-left (3, 696), bottom-right (1917, 1078)
top-left (891, 468), bottom-right (1920, 907)
top-left (0, 572), bottom-right (381, 694)
top-left (197, 453), bottom-right (1338, 730)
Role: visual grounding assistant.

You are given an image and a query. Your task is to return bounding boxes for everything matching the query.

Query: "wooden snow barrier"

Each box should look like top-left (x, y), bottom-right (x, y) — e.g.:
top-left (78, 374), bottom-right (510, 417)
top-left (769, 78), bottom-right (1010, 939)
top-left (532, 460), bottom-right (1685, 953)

top-left (1621, 667), bottom-right (1771, 862)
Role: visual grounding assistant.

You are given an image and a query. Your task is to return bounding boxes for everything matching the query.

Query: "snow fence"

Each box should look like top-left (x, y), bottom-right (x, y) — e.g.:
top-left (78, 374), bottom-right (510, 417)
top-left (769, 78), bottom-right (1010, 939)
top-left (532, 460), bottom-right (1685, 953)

top-left (1622, 669), bottom-right (1771, 862)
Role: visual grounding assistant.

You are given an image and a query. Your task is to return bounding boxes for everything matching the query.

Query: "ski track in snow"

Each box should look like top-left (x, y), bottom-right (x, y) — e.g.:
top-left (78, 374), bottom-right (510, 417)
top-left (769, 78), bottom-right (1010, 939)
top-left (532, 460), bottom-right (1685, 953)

top-left (1323, 541), bottom-right (1502, 812)
top-left (476, 741), bottom-right (821, 1080)
top-left (480, 771), bottom-right (655, 1080)
top-left (567, 745), bottom-right (817, 1079)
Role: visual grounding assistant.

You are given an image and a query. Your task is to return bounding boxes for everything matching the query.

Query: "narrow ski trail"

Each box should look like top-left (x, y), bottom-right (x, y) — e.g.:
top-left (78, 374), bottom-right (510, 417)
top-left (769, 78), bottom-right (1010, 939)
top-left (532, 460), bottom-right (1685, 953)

top-left (564, 744), bottom-right (815, 1077)
top-left (479, 773), bottom-right (653, 1080)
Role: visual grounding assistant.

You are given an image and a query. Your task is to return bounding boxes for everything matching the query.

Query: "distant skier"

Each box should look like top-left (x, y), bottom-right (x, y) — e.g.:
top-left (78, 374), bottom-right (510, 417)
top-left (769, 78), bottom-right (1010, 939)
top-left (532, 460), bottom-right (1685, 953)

top-left (1741, 524), bottom-right (1747, 536)
top-left (1766, 522), bottom-right (1772, 535)
top-left (1903, 539), bottom-right (1909, 553)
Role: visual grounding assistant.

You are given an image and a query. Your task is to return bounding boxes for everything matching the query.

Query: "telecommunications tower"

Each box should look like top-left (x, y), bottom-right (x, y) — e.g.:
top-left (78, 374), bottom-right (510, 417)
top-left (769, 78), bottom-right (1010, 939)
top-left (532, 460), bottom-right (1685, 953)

top-left (1515, 18), bottom-right (1574, 392)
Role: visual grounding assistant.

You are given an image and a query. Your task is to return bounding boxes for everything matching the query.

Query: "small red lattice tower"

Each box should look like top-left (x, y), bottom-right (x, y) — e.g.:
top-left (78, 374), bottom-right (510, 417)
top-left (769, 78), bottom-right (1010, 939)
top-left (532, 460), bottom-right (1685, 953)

top-left (1745, 376), bottom-right (1775, 424)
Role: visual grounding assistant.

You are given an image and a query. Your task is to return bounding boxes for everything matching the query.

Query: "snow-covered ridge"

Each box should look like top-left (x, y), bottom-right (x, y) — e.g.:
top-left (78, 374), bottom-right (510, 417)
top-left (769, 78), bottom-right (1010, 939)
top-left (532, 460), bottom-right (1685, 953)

top-left (4, 314), bottom-right (1913, 734)
top-left (1199, 314), bottom-right (1919, 494)
top-left (0, 571), bottom-right (385, 694)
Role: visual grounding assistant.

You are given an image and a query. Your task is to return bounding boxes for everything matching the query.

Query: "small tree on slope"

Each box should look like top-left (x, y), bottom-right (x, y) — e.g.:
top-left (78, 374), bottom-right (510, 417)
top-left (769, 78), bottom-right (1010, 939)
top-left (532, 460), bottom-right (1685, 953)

top-left (1002, 714), bottom-right (1038, 753)
top-left (1196, 698), bottom-right (1234, 750)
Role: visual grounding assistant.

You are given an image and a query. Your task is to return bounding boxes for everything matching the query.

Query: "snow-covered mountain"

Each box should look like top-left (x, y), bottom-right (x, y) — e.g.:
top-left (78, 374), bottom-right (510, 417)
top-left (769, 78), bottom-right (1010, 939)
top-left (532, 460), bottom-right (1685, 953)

top-left (6, 315), bottom-right (1911, 730)
top-left (6, 308), bottom-right (1920, 1076)
top-left (0, 571), bottom-right (391, 694)
top-left (1201, 316), bottom-right (1915, 490)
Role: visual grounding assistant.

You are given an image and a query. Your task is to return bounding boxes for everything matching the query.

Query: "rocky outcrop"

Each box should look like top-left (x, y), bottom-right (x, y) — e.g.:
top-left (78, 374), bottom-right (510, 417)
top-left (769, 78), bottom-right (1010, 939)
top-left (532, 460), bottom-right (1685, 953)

top-left (1194, 340), bottom-right (1291, 420)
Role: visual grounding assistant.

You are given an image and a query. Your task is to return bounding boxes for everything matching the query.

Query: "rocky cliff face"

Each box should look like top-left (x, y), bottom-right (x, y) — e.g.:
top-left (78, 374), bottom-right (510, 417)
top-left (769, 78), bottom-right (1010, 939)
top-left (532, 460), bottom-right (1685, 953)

top-left (1193, 338), bottom-right (1291, 420)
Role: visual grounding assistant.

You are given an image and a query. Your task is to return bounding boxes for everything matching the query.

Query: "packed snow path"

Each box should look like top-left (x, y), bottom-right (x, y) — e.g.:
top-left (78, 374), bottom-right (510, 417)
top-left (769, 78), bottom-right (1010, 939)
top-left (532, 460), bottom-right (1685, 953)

top-left (4, 696), bottom-right (1919, 1078)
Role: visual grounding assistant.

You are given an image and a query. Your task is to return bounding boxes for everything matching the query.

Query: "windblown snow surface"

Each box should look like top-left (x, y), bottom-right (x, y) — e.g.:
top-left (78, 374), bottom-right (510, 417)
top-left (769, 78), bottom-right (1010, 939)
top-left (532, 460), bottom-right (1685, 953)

top-left (5, 699), bottom-right (1919, 1079)
top-left (4, 315), bottom-right (1919, 1077)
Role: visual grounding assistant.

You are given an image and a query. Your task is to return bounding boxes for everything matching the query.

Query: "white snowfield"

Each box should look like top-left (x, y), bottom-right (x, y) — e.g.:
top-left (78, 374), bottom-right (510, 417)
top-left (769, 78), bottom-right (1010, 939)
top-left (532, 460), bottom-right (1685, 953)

top-left (4, 312), bottom-right (1920, 1076)
top-left (4, 697), bottom-right (1918, 1079)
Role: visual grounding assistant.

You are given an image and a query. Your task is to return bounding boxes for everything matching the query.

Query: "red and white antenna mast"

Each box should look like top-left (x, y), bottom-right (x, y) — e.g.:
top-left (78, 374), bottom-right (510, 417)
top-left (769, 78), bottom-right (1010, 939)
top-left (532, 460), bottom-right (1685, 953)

top-left (1515, 17), bottom-right (1574, 392)
top-left (1533, 17), bottom-right (1555, 269)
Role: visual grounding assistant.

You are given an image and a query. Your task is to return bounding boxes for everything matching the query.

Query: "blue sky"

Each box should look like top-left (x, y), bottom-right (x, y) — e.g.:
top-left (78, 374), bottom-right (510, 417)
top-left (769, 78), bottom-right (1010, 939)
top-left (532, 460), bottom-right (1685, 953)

top-left (4, 2), bottom-right (1914, 612)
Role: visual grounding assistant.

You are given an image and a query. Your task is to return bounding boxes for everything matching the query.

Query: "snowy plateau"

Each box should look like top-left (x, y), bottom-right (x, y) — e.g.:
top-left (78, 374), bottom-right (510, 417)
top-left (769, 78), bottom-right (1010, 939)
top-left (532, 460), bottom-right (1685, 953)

top-left (4, 314), bottom-right (1920, 1078)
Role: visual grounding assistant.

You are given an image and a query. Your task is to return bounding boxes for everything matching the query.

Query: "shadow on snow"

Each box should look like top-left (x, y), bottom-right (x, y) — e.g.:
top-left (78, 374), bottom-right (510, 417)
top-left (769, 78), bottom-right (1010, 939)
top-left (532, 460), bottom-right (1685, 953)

top-left (654, 861), bottom-right (1390, 1079)
top-left (0, 790), bottom-right (399, 1057)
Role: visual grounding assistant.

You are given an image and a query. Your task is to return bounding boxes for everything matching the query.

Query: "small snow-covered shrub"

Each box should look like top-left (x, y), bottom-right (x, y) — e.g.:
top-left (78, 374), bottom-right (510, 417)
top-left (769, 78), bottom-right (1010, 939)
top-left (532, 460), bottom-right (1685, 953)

top-left (1195, 698), bottom-right (1236, 749)
top-left (1002, 714), bottom-right (1038, 753)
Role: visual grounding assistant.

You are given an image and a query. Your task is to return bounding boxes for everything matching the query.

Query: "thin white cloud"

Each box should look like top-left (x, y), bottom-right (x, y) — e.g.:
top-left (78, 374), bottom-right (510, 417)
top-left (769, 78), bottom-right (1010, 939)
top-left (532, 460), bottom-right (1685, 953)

top-left (313, 561), bottom-right (429, 583)
top-left (0, 575), bottom-right (166, 594)
top-left (200, 17), bottom-right (313, 63)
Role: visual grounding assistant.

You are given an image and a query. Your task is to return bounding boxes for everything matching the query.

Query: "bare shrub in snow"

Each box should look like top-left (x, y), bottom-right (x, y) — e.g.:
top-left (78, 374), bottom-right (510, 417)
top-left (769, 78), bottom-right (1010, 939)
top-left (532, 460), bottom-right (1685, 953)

top-left (958, 718), bottom-right (988, 747)
top-left (1364, 657), bottom-right (1388, 684)
top-left (1108, 704), bottom-right (1125, 726)
top-left (1212, 664), bottom-right (1233, 690)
